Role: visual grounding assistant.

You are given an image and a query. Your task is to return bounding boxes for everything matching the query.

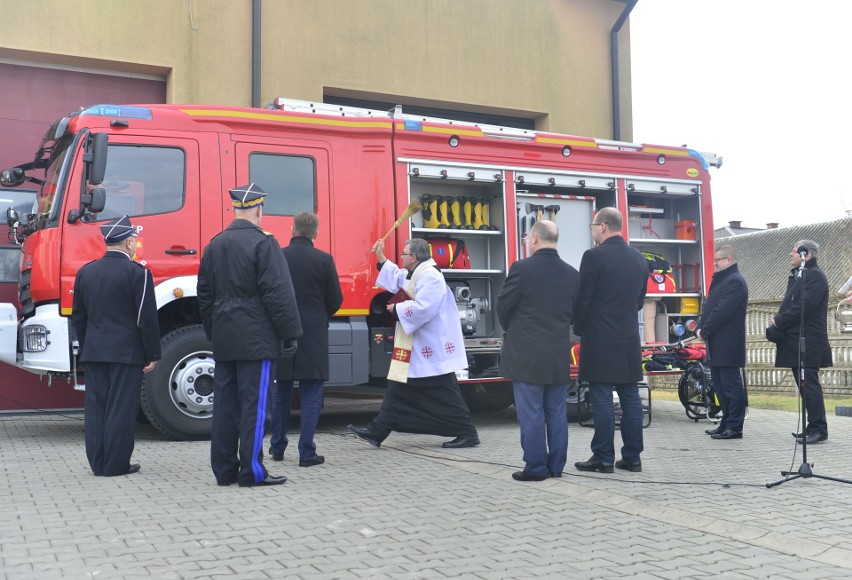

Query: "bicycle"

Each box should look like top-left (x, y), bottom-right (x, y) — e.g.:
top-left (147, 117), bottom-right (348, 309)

top-left (643, 337), bottom-right (723, 422)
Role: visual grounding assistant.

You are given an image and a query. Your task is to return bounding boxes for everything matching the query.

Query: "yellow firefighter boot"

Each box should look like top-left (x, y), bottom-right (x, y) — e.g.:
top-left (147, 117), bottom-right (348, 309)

top-left (473, 200), bottom-right (484, 230)
top-left (463, 198), bottom-right (473, 229)
top-left (422, 195), bottom-right (439, 229)
top-left (450, 197), bottom-right (462, 228)
top-left (438, 197), bottom-right (450, 228)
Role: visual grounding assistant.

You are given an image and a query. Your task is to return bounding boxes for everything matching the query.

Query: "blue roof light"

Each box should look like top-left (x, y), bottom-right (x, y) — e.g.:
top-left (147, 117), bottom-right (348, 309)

top-left (687, 149), bottom-right (709, 171)
top-left (81, 105), bottom-right (153, 120)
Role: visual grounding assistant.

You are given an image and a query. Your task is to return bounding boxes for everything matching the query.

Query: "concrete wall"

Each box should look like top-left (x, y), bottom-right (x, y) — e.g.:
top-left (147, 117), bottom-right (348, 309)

top-left (0, 0), bottom-right (633, 139)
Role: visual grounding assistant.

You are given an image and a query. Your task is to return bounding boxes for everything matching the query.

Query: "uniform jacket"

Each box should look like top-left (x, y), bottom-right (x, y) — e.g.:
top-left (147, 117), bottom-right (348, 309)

top-left (378, 259), bottom-right (468, 378)
top-left (197, 219), bottom-right (302, 361)
top-left (696, 263), bottom-right (748, 367)
top-left (497, 248), bottom-right (580, 384)
top-left (277, 236), bottom-right (343, 381)
top-left (574, 236), bottom-right (647, 383)
top-left (72, 250), bottom-right (161, 365)
top-left (773, 258), bottom-right (833, 369)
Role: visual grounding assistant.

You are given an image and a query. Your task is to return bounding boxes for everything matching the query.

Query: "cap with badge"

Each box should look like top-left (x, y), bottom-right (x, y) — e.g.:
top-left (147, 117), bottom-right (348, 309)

top-left (100, 215), bottom-right (137, 244)
top-left (229, 183), bottom-right (267, 209)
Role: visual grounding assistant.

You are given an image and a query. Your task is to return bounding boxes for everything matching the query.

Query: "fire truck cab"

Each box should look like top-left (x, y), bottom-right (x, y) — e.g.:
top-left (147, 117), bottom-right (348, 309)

top-left (0, 99), bottom-right (717, 440)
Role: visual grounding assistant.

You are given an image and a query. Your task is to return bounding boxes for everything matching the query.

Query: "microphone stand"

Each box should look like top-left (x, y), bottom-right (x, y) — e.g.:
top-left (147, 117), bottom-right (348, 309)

top-left (767, 251), bottom-right (852, 487)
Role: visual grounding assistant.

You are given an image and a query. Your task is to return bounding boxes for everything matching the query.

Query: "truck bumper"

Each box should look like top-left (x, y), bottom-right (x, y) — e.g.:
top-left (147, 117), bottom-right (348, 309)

top-left (8, 303), bottom-right (71, 374)
top-left (0, 303), bottom-right (19, 365)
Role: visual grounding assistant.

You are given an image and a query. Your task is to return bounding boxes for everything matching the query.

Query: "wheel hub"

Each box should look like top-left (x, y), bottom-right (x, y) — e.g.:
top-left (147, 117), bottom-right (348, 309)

top-left (169, 351), bottom-right (215, 419)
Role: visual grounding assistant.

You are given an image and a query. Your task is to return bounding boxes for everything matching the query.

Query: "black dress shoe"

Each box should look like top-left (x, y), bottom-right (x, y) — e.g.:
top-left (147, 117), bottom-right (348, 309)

top-left (615, 459), bottom-right (642, 473)
top-left (574, 458), bottom-right (614, 473)
top-left (217, 477), bottom-right (238, 487)
top-left (442, 435), bottom-right (480, 448)
top-left (711, 429), bottom-right (743, 440)
top-left (348, 424), bottom-right (382, 447)
top-left (512, 470), bottom-right (549, 481)
top-left (239, 475), bottom-right (288, 487)
top-left (549, 472), bottom-right (562, 478)
top-left (299, 455), bottom-right (325, 467)
top-left (126, 464), bottom-right (141, 475)
top-left (269, 447), bottom-right (284, 461)
top-left (705, 426), bottom-right (724, 435)
top-left (797, 432), bottom-right (827, 445)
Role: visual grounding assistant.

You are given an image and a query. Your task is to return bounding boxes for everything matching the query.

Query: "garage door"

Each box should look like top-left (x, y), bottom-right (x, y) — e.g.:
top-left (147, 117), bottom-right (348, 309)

top-left (0, 61), bottom-right (166, 172)
top-left (0, 61), bottom-right (165, 412)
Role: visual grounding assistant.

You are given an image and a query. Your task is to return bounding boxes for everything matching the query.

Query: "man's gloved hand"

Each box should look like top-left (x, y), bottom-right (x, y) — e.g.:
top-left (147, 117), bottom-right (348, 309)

top-left (281, 339), bottom-right (298, 357)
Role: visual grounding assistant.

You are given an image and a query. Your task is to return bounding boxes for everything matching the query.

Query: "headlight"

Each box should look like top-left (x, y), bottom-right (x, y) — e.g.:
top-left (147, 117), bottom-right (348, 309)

top-left (21, 325), bottom-right (49, 352)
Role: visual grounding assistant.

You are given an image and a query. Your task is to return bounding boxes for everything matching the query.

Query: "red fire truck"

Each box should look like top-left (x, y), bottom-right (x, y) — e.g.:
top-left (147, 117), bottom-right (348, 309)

top-left (0, 98), bottom-right (719, 439)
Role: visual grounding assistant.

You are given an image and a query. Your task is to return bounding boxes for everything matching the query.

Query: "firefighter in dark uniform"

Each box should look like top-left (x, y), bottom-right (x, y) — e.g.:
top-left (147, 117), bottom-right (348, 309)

top-left (198, 183), bottom-right (302, 487)
top-left (72, 215), bottom-right (161, 477)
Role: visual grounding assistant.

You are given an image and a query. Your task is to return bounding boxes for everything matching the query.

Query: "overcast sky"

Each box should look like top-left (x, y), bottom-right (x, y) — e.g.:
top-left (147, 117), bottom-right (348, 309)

top-left (630, 0), bottom-right (852, 230)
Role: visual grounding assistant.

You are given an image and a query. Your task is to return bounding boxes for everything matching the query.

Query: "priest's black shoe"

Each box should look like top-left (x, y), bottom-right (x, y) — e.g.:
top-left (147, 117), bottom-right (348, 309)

top-left (711, 429), bottom-right (742, 440)
top-left (442, 435), bottom-right (480, 448)
top-left (705, 426), bottom-right (724, 435)
top-left (299, 455), bottom-right (325, 467)
top-left (348, 424), bottom-right (382, 447)
top-left (126, 464), bottom-right (141, 475)
top-left (239, 475), bottom-right (287, 487)
top-left (574, 458), bottom-right (614, 473)
top-left (512, 470), bottom-right (548, 482)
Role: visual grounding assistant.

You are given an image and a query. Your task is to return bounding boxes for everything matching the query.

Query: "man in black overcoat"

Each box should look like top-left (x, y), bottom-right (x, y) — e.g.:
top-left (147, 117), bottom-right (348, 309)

top-left (270, 212), bottom-right (343, 467)
top-left (573, 207), bottom-right (648, 474)
top-left (498, 220), bottom-right (580, 481)
top-left (696, 245), bottom-right (748, 439)
top-left (198, 184), bottom-right (302, 487)
top-left (72, 215), bottom-right (161, 477)
top-left (768, 240), bottom-right (832, 444)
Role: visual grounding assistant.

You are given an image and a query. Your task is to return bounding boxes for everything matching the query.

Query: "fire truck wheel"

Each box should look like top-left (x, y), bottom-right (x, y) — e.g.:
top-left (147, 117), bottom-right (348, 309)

top-left (141, 325), bottom-right (215, 441)
top-left (460, 382), bottom-right (515, 413)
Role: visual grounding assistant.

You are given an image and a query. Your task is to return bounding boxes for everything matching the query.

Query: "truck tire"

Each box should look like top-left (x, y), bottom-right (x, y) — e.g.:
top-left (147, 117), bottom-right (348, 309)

top-left (140, 325), bottom-right (215, 440)
top-left (566, 379), bottom-right (592, 423)
top-left (461, 382), bottom-right (515, 412)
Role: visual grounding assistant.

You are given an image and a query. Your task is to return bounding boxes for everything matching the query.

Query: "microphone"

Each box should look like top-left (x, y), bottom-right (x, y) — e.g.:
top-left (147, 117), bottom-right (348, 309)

top-left (796, 246), bottom-right (808, 278)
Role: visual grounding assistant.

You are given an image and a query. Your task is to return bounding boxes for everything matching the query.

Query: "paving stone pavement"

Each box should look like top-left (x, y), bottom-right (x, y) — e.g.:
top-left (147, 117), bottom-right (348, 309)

top-left (2, 395), bottom-right (852, 579)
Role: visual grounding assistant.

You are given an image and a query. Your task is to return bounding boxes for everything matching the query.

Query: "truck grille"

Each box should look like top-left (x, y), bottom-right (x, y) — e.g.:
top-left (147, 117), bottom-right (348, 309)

top-left (19, 269), bottom-right (33, 318)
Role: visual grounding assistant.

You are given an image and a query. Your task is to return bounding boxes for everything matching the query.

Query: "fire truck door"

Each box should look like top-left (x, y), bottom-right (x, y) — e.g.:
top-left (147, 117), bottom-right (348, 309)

top-left (234, 142), bottom-right (331, 250)
top-left (97, 137), bottom-right (202, 277)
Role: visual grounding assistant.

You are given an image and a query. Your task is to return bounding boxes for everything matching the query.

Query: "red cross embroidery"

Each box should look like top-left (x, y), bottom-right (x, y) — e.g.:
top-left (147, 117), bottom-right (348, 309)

top-left (404, 305), bottom-right (414, 318)
top-left (421, 346), bottom-right (433, 358)
top-left (445, 342), bottom-right (455, 354)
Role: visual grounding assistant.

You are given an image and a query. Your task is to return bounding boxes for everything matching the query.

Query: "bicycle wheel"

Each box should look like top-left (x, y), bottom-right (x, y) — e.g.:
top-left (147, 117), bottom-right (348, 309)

top-left (678, 362), bottom-right (710, 421)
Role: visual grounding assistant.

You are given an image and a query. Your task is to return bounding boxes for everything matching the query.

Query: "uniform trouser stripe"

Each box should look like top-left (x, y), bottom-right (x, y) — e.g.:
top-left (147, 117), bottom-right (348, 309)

top-left (251, 359), bottom-right (271, 482)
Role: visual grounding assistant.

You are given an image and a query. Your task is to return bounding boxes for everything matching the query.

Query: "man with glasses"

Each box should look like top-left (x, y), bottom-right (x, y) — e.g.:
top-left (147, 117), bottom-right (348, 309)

top-left (696, 245), bottom-right (748, 439)
top-left (574, 207), bottom-right (648, 474)
top-left (348, 237), bottom-right (479, 449)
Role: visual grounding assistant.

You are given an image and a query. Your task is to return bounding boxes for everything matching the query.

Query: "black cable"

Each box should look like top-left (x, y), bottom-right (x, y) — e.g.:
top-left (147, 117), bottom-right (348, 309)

top-left (323, 430), bottom-right (766, 488)
top-left (0, 393), bottom-right (84, 420)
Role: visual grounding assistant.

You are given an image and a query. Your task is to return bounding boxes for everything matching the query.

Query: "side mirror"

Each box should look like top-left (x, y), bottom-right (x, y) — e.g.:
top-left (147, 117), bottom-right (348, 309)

top-left (6, 207), bottom-right (19, 228)
top-left (89, 187), bottom-right (106, 213)
top-left (0, 168), bottom-right (26, 187)
top-left (84, 133), bottom-right (108, 186)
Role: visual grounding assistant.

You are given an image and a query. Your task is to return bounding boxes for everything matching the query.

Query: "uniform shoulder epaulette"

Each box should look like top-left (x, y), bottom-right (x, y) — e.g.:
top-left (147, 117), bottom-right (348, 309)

top-left (262, 230), bottom-right (274, 236)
